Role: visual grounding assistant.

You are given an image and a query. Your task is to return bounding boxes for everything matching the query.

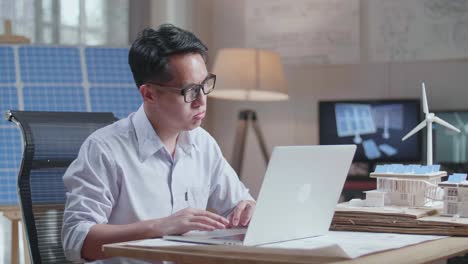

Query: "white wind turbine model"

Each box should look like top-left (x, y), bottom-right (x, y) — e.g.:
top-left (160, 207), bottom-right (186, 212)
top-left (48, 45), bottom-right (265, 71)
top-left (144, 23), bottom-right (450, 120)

top-left (402, 82), bottom-right (461, 165)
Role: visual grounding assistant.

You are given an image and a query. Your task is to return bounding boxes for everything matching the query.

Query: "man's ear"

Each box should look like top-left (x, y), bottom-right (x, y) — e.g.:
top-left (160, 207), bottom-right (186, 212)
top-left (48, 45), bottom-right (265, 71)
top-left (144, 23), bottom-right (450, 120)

top-left (139, 84), bottom-right (157, 103)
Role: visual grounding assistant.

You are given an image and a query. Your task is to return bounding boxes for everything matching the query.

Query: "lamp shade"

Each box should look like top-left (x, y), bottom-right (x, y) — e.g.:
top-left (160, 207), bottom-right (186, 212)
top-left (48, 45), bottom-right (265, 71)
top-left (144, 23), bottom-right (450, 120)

top-left (210, 48), bottom-right (288, 101)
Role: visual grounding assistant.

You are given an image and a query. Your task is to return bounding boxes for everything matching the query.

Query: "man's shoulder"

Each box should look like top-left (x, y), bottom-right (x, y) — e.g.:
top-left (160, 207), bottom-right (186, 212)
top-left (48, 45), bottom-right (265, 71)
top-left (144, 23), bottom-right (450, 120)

top-left (87, 115), bottom-right (134, 144)
top-left (190, 126), bottom-right (216, 145)
top-left (189, 127), bottom-right (224, 157)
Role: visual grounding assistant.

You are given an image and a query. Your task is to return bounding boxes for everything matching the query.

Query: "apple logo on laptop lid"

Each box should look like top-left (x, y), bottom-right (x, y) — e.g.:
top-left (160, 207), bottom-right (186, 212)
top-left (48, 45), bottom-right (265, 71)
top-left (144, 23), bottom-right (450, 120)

top-left (297, 183), bottom-right (311, 203)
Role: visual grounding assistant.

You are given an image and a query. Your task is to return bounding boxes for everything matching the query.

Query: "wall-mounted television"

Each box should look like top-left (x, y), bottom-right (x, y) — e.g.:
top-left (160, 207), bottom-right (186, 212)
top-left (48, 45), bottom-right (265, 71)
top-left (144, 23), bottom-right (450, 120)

top-left (319, 99), bottom-right (422, 163)
top-left (434, 110), bottom-right (468, 164)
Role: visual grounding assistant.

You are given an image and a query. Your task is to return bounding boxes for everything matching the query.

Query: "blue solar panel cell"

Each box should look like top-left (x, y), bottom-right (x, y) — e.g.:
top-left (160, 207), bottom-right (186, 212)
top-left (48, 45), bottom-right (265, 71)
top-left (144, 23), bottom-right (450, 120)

top-left (23, 86), bottom-right (87, 111)
top-left (0, 86), bottom-right (19, 112)
top-left (90, 86), bottom-right (141, 118)
top-left (19, 46), bottom-right (82, 83)
top-left (0, 46), bottom-right (16, 83)
top-left (0, 126), bottom-right (22, 170)
top-left (0, 125), bottom-right (22, 205)
top-left (85, 47), bottom-right (134, 84)
top-left (0, 169), bottom-right (18, 204)
top-left (335, 103), bottom-right (377, 137)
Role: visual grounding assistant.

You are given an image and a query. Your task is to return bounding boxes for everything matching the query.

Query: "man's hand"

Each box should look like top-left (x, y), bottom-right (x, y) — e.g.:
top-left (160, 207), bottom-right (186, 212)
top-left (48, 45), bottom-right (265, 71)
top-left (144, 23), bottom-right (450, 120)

top-left (157, 208), bottom-right (229, 236)
top-left (227, 200), bottom-right (256, 227)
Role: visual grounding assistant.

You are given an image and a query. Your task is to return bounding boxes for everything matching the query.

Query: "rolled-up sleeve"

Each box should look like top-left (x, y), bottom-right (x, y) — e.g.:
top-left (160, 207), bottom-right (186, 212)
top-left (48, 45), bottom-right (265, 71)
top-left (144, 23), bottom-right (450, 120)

top-left (61, 138), bottom-right (119, 262)
top-left (207, 144), bottom-right (254, 216)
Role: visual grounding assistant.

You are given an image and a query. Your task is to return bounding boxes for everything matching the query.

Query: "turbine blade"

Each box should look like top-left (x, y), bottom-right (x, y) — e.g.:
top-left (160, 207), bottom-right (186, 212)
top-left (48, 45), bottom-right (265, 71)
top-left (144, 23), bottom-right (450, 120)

top-left (422, 82), bottom-right (429, 114)
top-left (434, 116), bottom-right (461, 133)
top-left (402, 120), bottom-right (427, 141)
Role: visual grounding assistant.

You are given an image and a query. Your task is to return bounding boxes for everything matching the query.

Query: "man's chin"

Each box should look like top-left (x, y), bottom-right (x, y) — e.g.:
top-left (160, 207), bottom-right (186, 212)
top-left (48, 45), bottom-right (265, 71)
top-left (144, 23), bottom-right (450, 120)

top-left (185, 120), bottom-right (203, 131)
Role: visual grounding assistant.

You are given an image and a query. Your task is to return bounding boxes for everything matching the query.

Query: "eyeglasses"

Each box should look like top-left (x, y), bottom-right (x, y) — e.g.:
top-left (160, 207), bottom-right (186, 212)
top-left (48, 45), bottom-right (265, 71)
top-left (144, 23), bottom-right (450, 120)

top-left (147, 73), bottom-right (216, 103)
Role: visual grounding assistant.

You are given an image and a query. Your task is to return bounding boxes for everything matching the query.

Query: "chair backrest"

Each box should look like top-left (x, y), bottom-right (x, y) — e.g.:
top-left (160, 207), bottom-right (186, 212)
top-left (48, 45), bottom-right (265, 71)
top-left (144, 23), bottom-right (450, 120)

top-left (6, 110), bottom-right (118, 264)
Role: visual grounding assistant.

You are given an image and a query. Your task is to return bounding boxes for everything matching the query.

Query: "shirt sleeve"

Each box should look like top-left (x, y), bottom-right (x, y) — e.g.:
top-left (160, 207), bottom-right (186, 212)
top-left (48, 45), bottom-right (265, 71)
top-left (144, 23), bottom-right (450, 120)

top-left (61, 137), bottom-right (119, 262)
top-left (207, 143), bottom-right (254, 216)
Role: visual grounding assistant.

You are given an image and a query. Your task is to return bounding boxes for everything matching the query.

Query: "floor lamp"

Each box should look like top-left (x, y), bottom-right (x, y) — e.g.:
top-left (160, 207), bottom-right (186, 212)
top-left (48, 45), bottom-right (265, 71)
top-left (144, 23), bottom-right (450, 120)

top-left (210, 48), bottom-right (289, 179)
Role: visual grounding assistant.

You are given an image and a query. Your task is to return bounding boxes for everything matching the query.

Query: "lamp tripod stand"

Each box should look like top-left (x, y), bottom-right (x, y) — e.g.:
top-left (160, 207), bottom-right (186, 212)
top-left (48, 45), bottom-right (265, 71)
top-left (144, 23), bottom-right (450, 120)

top-left (232, 109), bottom-right (270, 179)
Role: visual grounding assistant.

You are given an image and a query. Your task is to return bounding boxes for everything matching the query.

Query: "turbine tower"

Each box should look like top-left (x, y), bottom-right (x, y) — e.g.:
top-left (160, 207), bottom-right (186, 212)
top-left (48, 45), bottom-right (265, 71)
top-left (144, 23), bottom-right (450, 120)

top-left (402, 82), bottom-right (460, 165)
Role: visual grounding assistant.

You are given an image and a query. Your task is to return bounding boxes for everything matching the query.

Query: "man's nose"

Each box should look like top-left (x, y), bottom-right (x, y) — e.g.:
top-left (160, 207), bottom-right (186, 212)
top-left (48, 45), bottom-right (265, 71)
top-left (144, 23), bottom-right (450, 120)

top-left (192, 90), bottom-right (206, 107)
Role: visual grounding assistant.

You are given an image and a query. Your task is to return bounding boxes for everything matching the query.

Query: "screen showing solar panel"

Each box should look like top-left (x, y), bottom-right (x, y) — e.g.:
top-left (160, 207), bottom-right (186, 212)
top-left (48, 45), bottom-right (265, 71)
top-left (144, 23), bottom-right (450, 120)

top-left (0, 46), bottom-right (16, 83)
top-left (23, 86), bottom-right (87, 111)
top-left (85, 47), bottom-right (134, 84)
top-left (319, 99), bottom-right (422, 162)
top-left (434, 110), bottom-right (468, 164)
top-left (19, 46), bottom-right (82, 83)
top-left (90, 86), bottom-right (141, 118)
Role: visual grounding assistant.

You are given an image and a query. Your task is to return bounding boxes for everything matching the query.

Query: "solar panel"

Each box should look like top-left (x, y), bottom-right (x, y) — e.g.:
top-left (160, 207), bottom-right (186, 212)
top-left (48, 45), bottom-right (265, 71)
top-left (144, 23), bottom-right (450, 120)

top-left (0, 126), bottom-right (22, 170)
top-left (19, 46), bottom-right (82, 84)
top-left (0, 46), bottom-right (16, 83)
top-left (0, 126), bottom-right (22, 205)
top-left (335, 103), bottom-right (376, 137)
top-left (85, 47), bottom-right (134, 84)
top-left (0, 169), bottom-right (18, 204)
top-left (90, 86), bottom-right (141, 118)
top-left (23, 86), bottom-right (87, 111)
top-left (0, 85), bottom-right (21, 205)
top-left (0, 86), bottom-right (19, 110)
top-left (0, 44), bottom-right (141, 206)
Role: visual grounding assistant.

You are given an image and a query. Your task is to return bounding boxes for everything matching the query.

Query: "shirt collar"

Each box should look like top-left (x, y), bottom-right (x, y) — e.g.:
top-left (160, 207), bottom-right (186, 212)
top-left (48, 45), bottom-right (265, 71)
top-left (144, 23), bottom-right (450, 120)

top-left (132, 104), bottom-right (198, 161)
top-left (177, 129), bottom-right (197, 155)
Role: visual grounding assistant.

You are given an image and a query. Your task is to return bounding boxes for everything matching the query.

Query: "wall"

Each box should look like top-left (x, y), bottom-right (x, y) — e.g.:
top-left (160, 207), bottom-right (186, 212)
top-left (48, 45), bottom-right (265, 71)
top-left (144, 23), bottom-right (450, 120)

top-left (209, 0), bottom-right (468, 198)
top-left (147, 1), bottom-right (468, 199)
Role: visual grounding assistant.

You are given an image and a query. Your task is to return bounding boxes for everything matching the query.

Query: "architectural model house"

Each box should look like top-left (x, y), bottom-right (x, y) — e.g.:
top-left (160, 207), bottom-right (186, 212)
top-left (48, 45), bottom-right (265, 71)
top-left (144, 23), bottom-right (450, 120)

top-left (366, 164), bottom-right (446, 207)
top-left (439, 174), bottom-right (468, 217)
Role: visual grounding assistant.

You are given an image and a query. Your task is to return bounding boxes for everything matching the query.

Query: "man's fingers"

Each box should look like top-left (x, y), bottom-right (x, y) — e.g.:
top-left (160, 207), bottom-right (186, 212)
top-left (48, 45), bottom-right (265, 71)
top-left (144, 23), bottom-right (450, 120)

top-left (231, 202), bottom-right (247, 226)
top-left (193, 209), bottom-right (229, 225)
top-left (190, 216), bottom-right (226, 229)
top-left (240, 203), bottom-right (254, 226)
top-left (189, 222), bottom-right (217, 231)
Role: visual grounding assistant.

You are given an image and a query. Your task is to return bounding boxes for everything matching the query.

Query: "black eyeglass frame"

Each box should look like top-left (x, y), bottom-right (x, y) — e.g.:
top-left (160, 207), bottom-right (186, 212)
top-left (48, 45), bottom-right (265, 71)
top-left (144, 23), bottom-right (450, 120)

top-left (146, 73), bottom-right (216, 103)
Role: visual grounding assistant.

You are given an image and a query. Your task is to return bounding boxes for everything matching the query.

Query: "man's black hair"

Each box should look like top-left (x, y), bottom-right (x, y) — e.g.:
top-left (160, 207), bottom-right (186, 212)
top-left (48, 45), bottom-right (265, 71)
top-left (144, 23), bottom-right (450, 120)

top-left (128, 24), bottom-right (208, 88)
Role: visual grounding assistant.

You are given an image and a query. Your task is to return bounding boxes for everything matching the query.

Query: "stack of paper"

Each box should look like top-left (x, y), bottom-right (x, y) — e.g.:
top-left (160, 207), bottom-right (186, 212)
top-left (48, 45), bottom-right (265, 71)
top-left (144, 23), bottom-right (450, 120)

top-left (332, 202), bottom-right (468, 236)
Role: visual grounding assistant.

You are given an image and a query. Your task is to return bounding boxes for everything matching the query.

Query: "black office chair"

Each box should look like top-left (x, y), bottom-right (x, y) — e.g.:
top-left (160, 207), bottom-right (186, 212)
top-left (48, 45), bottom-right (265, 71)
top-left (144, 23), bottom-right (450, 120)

top-left (6, 110), bottom-right (118, 264)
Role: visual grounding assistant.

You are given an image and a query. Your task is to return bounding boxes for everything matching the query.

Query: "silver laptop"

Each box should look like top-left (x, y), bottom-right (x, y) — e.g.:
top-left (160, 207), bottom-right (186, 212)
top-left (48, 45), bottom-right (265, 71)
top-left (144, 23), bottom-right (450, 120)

top-left (164, 145), bottom-right (356, 246)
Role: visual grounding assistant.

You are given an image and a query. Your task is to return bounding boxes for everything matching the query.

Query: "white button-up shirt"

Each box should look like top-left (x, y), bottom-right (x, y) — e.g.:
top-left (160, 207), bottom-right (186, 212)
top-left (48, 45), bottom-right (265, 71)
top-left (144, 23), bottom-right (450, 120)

top-left (62, 105), bottom-right (253, 264)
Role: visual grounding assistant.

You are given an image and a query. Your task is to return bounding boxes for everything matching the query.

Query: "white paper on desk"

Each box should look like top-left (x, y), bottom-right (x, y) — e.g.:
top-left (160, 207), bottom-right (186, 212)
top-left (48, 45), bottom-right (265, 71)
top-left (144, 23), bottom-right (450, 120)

top-left (261, 231), bottom-right (446, 259)
top-left (121, 237), bottom-right (351, 259)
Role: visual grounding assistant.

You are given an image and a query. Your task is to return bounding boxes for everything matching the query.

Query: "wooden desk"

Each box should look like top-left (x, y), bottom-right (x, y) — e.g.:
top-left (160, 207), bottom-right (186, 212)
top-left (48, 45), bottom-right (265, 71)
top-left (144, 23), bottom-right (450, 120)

top-left (103, 236), bottom-right (468, 264)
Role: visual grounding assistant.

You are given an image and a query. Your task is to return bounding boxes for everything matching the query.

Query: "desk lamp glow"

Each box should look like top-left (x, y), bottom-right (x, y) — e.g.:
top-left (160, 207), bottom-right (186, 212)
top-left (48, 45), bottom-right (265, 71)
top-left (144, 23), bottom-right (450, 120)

top-left (402, 82), bottom-right (460, 165)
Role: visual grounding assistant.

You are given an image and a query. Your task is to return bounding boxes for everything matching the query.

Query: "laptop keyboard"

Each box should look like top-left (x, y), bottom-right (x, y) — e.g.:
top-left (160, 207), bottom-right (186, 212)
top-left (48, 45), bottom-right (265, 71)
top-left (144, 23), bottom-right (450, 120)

top-left (211, 233), bottom-right (246, 241)
top-left (183, 228), bottom-right (247, 240)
